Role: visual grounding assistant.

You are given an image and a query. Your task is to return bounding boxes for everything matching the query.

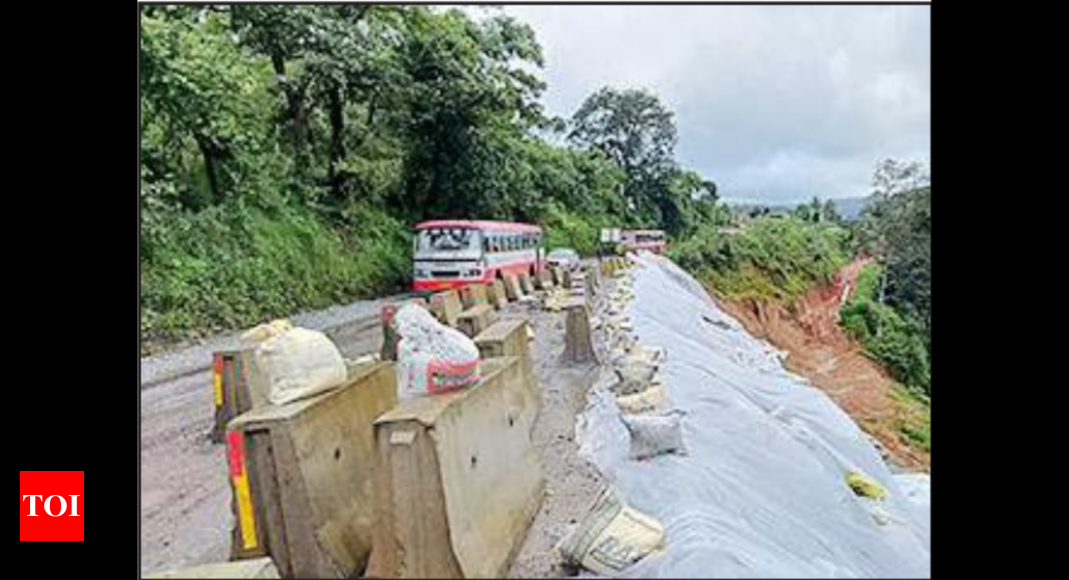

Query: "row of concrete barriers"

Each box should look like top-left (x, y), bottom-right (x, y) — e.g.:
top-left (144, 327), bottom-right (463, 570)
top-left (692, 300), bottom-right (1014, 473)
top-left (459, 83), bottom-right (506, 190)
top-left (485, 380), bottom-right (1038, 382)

top-left (152, 264), bottom-right (605, 579)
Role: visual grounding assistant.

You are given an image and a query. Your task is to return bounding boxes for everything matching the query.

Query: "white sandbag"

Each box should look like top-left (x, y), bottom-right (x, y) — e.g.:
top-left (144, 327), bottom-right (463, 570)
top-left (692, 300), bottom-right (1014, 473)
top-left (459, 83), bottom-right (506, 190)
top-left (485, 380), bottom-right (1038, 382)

top-left (255, 327), bottom-right (347, 406)
top-left (393, 304), bottom-right (480, 399)
top-left (560, 486), bottom-right (665, 575)
top-left (614, 359), bottom-right (658, 394)
top-left (616, 385), bottom-right (667, 414)
top-left (629, 344), bottom-right (666, 365)
top-left (241, 319), bottom-right (293, 347)
top-left (622, 412), bottom-right (687, 460)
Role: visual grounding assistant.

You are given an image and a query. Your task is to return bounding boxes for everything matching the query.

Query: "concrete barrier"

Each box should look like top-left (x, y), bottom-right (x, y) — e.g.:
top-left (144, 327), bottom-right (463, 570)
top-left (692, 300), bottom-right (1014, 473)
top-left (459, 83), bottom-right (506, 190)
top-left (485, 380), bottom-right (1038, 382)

top-left (562, 298), bottom-right (597, 364)
top-left (459, 284), bottom-right (489, 309)
top-left (429, 290), bottom-right (464, 327)
top-left (503, 274), bottom-right (525, 301)
top-left (457, 304), bottom-right (499, 338)
top-left (518, 272), bottom-right (535, 295)
top-left (585, 263), bottom-right (601, 292)
top-left (227, 362), bottom-right (398, 578)
top-left (534, 269), bottom-right (554, 290)
top-left (210, 349), bottom-right (253, 443)
top-left (584, 270), bottom-right (598, 298)
top-left (368, 357), bottom-right (544, 578)
top-left (144, 558), bottom-right (280, 579)
top-left (550, 266), bottom-right (564, 287)
top-left (474, 318), bottom-right (540, 418)
top-left (486, 280), bottom-right (509, 310)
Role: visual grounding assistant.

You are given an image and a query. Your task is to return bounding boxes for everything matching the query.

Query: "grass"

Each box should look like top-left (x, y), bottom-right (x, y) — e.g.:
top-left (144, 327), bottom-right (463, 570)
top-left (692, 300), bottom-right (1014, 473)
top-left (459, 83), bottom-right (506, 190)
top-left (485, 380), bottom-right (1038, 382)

top-left (671, 217), bottom-right (851, 303)
top-left (891, 387), bottom-right (931, 453)
top-left (140, 201), bottom-right (411, 347)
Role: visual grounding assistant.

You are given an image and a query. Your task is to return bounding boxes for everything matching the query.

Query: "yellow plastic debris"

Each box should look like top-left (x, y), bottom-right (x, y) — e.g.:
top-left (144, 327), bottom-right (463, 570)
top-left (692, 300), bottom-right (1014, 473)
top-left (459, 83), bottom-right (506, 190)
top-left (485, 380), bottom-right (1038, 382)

top-left (846, 471), bottom-right (887, 500)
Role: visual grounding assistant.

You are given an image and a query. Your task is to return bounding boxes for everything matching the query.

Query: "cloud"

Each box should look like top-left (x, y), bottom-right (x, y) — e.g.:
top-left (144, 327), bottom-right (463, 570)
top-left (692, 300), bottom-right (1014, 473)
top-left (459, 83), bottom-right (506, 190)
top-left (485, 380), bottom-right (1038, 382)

top-left (486, 4), bottom-right (930, 204)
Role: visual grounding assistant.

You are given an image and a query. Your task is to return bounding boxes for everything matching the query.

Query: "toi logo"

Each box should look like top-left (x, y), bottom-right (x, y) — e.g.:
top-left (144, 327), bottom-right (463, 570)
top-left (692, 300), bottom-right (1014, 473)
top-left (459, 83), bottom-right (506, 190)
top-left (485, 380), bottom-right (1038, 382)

top-left (20, 471), bottom-right (84, 541)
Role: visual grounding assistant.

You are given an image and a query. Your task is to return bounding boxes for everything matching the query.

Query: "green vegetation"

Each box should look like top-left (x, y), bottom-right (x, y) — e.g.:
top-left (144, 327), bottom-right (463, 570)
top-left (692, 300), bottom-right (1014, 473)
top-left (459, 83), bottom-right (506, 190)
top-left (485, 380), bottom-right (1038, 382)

top-left (671, 217), bottom-right (850, 302)
top-left (841, 264), bottom-right (930, 396)
top-left (845, 160), bottom-right (931, 450)
top-left (140, 5), bottom-right (720, 345)
top-left (141, 203), bottom-right (410, 342)
top-left (844, 160), bottom-right (931, 398)
top-left (890, 387), bottom-right (930, 453)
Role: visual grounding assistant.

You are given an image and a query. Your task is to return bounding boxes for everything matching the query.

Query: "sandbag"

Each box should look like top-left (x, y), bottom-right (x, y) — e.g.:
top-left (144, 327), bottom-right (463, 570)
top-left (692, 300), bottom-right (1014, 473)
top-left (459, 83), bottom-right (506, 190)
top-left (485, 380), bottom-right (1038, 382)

top-left (393, 304), bottom-right (481, 399)
top-left (629, 344), bottom-right (666, 365)
top-left (613, 360), bottom-right (658, 394)
top-left (254, 327), bottom-right (347, 405)
top-left (622, 411), bottom-right (687, 460)
top-left (616, 385), bottom-right (667, 414)
top-left (560, 486), bottom-right (665, 575)
top-left (241, 319), bottom-right (293, 346)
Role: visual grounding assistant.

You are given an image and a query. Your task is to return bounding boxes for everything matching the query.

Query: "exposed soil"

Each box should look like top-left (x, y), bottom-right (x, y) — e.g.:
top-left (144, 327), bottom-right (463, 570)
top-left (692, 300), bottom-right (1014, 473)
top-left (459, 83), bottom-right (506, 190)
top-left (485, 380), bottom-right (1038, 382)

top-left (715, 258), bottom-right (930, 471)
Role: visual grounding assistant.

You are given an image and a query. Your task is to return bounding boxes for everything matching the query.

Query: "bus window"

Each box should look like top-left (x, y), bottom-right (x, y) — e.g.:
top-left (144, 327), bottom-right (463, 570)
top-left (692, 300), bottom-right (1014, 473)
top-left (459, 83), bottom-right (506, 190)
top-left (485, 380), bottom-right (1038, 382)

top-left (416, 228), bottom-right (480, 253)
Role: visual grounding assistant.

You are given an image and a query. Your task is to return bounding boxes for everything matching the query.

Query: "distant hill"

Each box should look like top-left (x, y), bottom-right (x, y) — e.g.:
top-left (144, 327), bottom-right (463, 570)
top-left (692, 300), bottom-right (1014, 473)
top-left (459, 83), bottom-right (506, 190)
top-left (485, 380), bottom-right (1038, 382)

top-left (727, 197), bottom-right (871, 222)
top-left (727, 202), bottom-right (794, 217)
top-left (830, 197), bottom-right (870, 221)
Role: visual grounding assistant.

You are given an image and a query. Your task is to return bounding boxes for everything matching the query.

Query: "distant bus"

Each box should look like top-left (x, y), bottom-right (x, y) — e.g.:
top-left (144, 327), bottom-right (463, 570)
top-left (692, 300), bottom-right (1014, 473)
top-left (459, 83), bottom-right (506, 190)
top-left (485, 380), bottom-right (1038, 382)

top-left (619, 229), bottom-right (667, 254)
top-left (412, 220), bottom-right (544, 292)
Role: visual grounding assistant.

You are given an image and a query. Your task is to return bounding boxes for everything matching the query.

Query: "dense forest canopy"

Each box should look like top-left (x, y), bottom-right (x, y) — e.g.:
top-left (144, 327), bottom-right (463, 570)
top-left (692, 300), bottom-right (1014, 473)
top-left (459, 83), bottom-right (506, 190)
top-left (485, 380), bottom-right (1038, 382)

top-left (140, 5), bottom-right (723, 342)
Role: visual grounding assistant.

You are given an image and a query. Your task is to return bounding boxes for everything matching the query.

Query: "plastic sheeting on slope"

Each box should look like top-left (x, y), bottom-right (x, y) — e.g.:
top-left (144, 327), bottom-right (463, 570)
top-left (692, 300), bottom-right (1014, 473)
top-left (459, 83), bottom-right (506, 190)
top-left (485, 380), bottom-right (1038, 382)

top-left (576, 253), bottom-right (931, 578)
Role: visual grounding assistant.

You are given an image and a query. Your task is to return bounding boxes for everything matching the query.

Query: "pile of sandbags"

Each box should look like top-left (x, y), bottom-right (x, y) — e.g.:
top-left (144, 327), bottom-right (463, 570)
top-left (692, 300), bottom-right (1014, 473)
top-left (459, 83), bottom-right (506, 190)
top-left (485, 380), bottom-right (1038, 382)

top-left (242, 319), bottom-right (348, 406)
top-left (610, 360), bottom-right (686, 461)
top-left (597, 265), bottom-right (687, 463)
top-left (562, 256), bottom-right (682, 575)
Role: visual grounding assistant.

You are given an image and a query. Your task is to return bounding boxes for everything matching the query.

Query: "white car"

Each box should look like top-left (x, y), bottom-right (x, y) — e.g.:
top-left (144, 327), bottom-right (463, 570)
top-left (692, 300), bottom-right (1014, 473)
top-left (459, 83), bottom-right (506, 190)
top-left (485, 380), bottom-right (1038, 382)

top-left (546, 248), bottom-right (580, 271)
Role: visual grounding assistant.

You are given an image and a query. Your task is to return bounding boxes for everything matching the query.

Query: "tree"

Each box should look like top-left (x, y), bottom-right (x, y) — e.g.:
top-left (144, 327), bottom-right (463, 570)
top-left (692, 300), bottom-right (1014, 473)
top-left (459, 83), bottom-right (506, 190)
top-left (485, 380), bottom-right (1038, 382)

top-left (873, 158), bottom-right (930, 199)
top-left (822, 199), bottom-right (841, 224)
top-left (858, 159), bottom-right (931, 337)
top-left (229, 5), bottom-right (320, 164)
top-left (140, 9), bottom-right (279, 208)
top-left (396, 8), bottom-right (547, 220)
top-left (568, 88), bottom-right (678, 221)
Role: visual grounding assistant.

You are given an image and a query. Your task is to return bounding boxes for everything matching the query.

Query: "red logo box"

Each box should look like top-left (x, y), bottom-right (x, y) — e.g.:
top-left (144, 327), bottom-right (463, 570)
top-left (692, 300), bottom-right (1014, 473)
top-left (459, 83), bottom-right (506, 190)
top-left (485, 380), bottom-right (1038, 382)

top-left (20, 471), bottom-right (83, 541)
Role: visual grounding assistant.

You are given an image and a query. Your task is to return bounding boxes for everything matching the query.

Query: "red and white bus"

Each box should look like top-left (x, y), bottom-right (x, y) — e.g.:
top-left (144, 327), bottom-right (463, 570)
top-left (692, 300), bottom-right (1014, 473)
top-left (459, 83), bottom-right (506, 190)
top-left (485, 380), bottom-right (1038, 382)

top-left (619, 229), bottom-right (667, 254)
top-left (412, 220), bottom-right (545, 292)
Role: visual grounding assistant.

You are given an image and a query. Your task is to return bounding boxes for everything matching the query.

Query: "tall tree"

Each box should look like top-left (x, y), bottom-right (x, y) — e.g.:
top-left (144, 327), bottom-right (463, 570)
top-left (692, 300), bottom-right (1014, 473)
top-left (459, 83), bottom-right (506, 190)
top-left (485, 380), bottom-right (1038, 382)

top-left (230, 5), bottom-right (319, 163)
top-left (859, 159), bottom-right (931, 335)
top-left (397, 8), bottom-right (546, 220)
top-left (140, 9), bottom-right (277, 207)
top-left (568, 88), bottom-right (678, 222)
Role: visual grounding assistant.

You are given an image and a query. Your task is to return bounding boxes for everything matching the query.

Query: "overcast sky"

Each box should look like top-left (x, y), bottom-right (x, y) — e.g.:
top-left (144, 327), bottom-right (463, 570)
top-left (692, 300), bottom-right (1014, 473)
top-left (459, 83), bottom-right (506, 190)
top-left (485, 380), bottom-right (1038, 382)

top-left (478, 5), bottom-right (930, 205)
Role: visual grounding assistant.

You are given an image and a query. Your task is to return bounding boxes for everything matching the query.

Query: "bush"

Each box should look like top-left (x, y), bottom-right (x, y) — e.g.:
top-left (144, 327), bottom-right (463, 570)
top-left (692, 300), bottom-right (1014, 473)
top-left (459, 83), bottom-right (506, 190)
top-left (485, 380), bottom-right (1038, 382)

top-left (671, 217), bottom-right (850, 301)
top-left (141, 202), bottom-right (410, 344)
top-left (541, 203), bottom-right (606, 257)
top-left (841, 264), bottom-right (930, 397)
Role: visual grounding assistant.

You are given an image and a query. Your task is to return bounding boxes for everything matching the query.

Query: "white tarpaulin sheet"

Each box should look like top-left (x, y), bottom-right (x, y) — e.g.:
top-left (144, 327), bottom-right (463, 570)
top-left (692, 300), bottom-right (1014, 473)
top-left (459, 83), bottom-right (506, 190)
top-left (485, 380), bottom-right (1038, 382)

top-left (576, 253), bottom-right (930, 578)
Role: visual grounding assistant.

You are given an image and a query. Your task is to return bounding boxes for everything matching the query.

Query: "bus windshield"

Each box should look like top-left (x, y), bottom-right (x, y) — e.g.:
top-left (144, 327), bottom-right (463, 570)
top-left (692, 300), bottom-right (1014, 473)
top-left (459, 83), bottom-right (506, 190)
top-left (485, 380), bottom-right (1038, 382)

top-left (415, 227), bottom-right (482, 257)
